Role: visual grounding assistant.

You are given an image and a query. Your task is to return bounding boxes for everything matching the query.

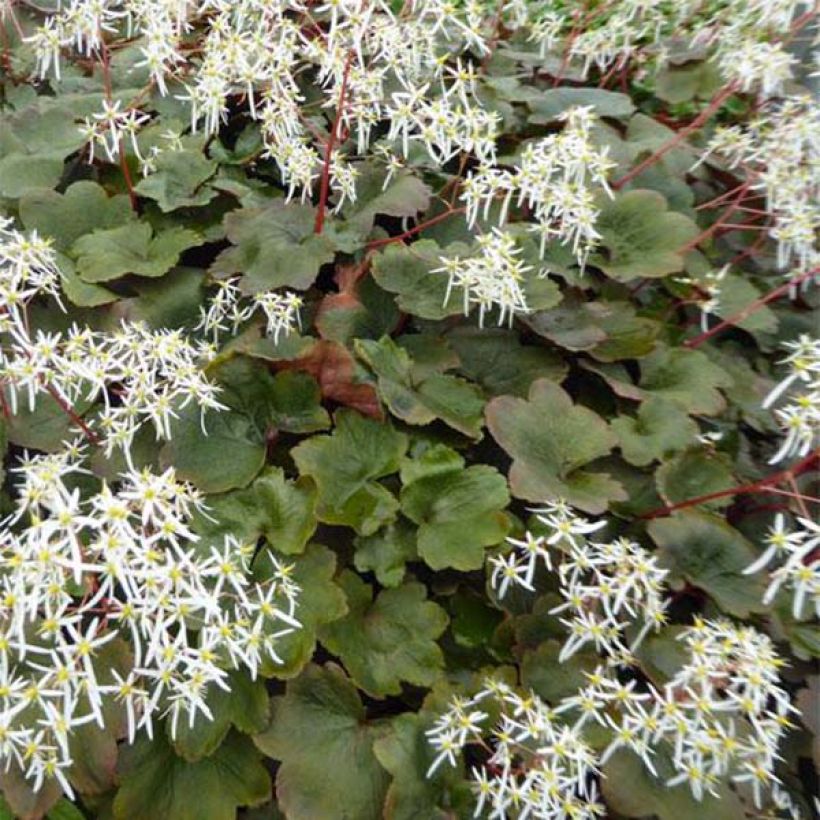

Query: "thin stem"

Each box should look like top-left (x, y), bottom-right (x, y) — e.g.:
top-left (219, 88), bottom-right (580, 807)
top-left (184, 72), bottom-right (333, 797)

top-left (44, 383), bottom-right (100, 445)
top-left (612, 82), bottom-right (738, 190)
top-left (314, 51), bottom-right (354, 235)
top-left (679, 181), bottom-right (753, 253)
top-left (684, 267), bottom-right (819, 348)
top-left (641, 451), bottom-right (818, 519)
top-left (366, 207), bottom-right (466, 251)
top-left (99, 38), bottom-right (139, 211)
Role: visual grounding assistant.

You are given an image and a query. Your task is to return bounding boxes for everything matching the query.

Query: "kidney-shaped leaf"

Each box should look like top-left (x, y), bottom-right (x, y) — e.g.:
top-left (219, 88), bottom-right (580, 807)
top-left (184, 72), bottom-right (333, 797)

top-left (253, 663), bottom-right (391, 820)
top-left (319, 572), bottom-right (448, 697)
top-left (486, 379), bottom-right (624, 513)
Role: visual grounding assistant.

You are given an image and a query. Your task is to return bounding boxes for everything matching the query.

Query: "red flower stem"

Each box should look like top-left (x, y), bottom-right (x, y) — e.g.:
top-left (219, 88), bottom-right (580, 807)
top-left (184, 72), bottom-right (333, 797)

top-left (684, 267), bottom-right (819, 348)
top-left (641, 451), bottom-right (819, 520)
top-left (99, 38), bottom-right (139, 211)
top-left (679, 181), bottom-right (753, 253)
top-left (694, 184), bottom-right (750, 211)
top-left (612, 81), bottom-right (738, 191)
top-left (366, 207), bottom-right (466, 251)
top-left (44, 383), bottom-right (100, 445)
top-left (314, 51), bottom-right (354, 235)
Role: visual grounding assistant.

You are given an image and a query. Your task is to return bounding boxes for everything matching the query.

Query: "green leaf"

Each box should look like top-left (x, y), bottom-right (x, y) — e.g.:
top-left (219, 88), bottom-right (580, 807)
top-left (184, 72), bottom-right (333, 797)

top-left (374, 714), bottom-right (471, 820)
top-left (400, 448), bottom-right (511, 571)
top-left (526, 296), bottom-right (658, 360)
top-left (162, 357), bottom-right (282, 492)
top-left (169, 672), bottom-right (269, 762)
top-left (709, 273), bottom-right (778, 335)
top-left (654, 62), bottom-right (723, 105)
top-left (611, 397), bottom-right (698, 466)
top-left (57, 257), bottom-right (119, 307)
top-left (71, 223), bottom-right (202, 282)
top-left (0, 92), bottom-right (127, 160)
top-left (0, 154), bottom-right (63, 198)
top-left (354, 520), bottom-right (418, 587)
top-left (258, 544), bottom-right (348, 679)
top-left (341, 164), bottom-right (431, 233)
top-left (116, 267), bottom-right (205, 328)
top-left (195, 466), bottom-right (318, 555)
top-left (592, 189), bottom-right (699, 281)
top-left (602, 748), bottom-right (745, 820)
top-left (317, 481), bottom-right (401, 536)
top-left (355, 336), bottom-right (485, 437)
top-left (134, 148), bottom-right (217, 211)
top-left (485, 379), bottom-right (624, 514)
top-left (4, 391), bottom-right (93, 453)
top-left (114, 732), bottom-right (270, 820)
top-left (19, 181), bottom-right (134, 250)
top-left (446, 327), bottom-right (568, 397)
top-left (319, 572), bottom-right (448, 697)
top-left (370, 241), bottom-right (463, 320)
top-left (46, 799), bottom-right (86, 820)
top-left (291, 408), bottom-right (407, 513)
top-left (647, 510), bottom-right (767, 617)
top-left (655, 448), bottom-right (736, 510)
top-left (640, 347), bottom-right (732, 415)
top-left (625, 114), bottom-right (696, 178)
top-left (253, 664), bottom-right (391, 820)
top-left (521, 640), bottom-right (601, 702)
top-left (212, 200), bottom-right (335, 291)
top-left (265, 371), bottom-right (330, 434)
top-left (528, 87), bottom-right (635, 123)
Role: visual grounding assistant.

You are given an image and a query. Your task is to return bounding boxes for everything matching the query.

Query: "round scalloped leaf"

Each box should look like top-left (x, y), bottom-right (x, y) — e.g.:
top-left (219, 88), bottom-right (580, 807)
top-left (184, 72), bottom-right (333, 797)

top-left (647, 510), bottom-right (767, 617)
top-left (253, 663), bottom-right (391, 820)
top-left (355, 336), bottom-right (485, 437)
top-left (319, 572), bottom-right (448, 697)
top-left (400, 450), bottom-right (511, 571)
top-left (592, 189), bottom-right (699, 281)
top-left (113, 732), bottom-right (270, 820)
top-left (611, 397), bottom-right (698, 466)
top-left (19, 181), bottom-right (134, 250)
top-left (485, 379), bottom-right (624, 513)
top-left (602, 748), bottom-right (745, 820)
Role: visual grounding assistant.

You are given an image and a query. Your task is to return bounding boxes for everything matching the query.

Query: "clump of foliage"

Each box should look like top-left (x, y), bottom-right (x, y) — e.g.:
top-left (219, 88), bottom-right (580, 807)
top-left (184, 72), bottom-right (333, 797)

top-left (0, 1), bottom-right (817, 818)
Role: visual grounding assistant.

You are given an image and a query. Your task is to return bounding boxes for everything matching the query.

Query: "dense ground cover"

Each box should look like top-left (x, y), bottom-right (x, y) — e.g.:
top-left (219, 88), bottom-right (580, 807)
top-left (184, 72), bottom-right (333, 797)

top-left (0, 1), bottom-right (817, 818)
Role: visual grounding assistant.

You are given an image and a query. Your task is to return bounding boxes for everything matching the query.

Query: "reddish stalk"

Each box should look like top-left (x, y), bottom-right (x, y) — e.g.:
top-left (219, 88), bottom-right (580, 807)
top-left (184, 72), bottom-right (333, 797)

top-left (641, 451), bottom-right (818, 519)
top-left (679, 181), bottom-right (753, 253)
top-left (314, 51), bottom-right (354, 235)
top-left (44, 383), bottom-right (100, 445)
top-left (99, 39), bottom-right (139, 211)
top-left (684, 267), bottom-right (819, 348)
top-left (612, 82), bottom-right (738, 190)
top-left (365, 207), bottom-right (466, 251)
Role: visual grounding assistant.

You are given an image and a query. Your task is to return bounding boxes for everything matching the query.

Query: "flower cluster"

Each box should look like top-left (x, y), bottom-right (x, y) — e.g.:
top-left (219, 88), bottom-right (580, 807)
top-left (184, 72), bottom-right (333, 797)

top-left (435, 229), bottom-right (532, 327)
top-left (0, 220), bottom-right (229, 459)
top-left (426, 679), bottom-right (605, 819)
top-left (0, 448), bottom-right (300, 797)
top-left (462, 106), bottom-right (615, 266)
top-left (704, 96), bottom-right (820, 275)
top-left (490, 501), bottom-right (668, 663)
top-left (658, 619), bottom-right (795, 805)
top-left (677, 265), bottom-right (729, 332)
top-left (78, 100), bottom-right (149, 164)
top-left (428, 619), bottom-right (795, 817)
top-left (744, 513), bottom-right (819, 619)
top-left (523, 0), bottom-right (809, 97)
top-left (29, 0), bottom-right (504, 207)
top-left (196, 278), bottom-right (303, 345)
top-left (762, 335), bottom-right (820, 464)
